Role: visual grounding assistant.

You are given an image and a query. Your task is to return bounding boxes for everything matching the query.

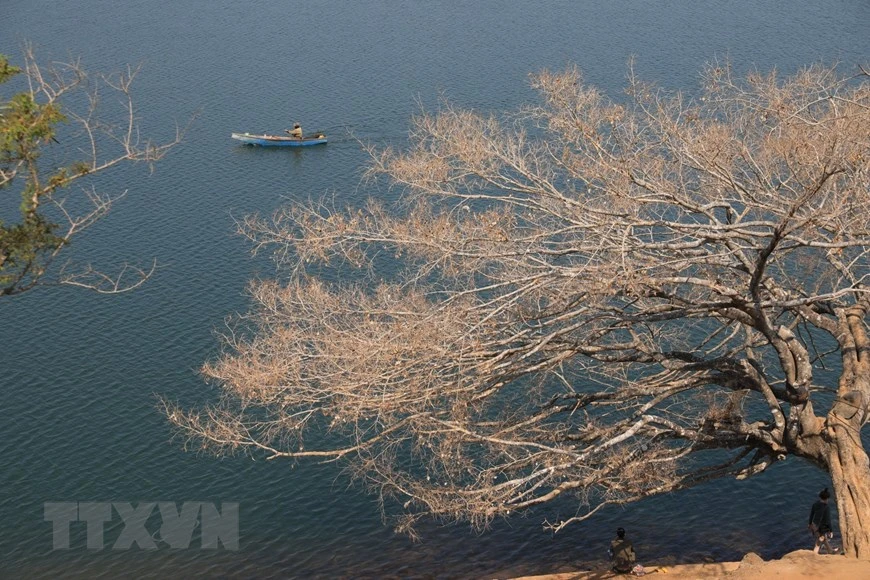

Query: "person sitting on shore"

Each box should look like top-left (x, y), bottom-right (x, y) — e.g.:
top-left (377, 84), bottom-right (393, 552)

top-left (286, 123), bottom-right (303, 139)
top-left (609, 527), bottom-right (637, 574)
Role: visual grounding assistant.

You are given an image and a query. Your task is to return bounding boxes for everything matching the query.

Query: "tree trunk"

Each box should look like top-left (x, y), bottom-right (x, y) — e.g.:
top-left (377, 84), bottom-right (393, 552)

top-left (827, 391), bottom-right (870, 558)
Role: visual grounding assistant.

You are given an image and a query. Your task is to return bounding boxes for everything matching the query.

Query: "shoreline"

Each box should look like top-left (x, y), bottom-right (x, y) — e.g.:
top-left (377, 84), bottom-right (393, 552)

top-left (507, 549), bottom-right (867, 579)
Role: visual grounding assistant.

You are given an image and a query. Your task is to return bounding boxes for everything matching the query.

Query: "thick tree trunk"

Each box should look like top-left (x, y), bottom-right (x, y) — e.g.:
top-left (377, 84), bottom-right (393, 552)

top-left (827, 391), bottom-right (870, 559)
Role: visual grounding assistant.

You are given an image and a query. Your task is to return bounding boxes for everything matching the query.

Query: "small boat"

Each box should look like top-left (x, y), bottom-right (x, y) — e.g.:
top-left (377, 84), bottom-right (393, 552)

top-left (231, 132), bottom-right (327, 147)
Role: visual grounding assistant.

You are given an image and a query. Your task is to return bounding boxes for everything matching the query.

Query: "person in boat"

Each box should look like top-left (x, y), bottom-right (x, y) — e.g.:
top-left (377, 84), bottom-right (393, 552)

top-left (286, 123), bottom-right (303, 139)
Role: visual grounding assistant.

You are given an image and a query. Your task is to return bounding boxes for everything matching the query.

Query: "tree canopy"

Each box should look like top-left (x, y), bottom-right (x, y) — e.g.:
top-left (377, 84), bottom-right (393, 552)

top-left (169, 62), bottom-right (870, 553)
top-left (0, 47), bottom-right (183, 296)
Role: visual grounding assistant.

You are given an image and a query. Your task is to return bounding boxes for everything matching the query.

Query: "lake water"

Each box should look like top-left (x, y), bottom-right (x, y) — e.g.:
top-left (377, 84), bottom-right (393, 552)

top-left (1, 2), bottom-right (869, 578)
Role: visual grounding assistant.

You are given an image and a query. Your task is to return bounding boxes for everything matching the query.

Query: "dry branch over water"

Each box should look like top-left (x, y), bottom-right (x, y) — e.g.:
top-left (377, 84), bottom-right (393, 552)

top-left (167, 62), bottom-right (870, 554)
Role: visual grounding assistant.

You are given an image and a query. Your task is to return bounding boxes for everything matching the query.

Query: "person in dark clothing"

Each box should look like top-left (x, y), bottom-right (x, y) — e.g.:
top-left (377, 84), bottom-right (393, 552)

top-left (609, 527), bottom-right (637, 573)
top-left (808, 487), bottom-right (839, 554)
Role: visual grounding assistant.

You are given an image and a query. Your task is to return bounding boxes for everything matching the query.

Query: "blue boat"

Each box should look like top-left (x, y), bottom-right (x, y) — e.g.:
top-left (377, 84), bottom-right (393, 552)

top-left (231, 131), bottom-right (327, 147)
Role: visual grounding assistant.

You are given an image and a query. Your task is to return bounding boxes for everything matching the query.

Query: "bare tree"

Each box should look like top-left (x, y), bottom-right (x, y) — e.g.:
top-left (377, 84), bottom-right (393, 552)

top-left (1, 45), bottom-right (186, 295)
top-left (168, 62), bottom-right (870, 554)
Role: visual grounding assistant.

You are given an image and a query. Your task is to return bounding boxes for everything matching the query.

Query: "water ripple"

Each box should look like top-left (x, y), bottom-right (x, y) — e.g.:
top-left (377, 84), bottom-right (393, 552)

top-left (2, 0), bottom-right (869, 577)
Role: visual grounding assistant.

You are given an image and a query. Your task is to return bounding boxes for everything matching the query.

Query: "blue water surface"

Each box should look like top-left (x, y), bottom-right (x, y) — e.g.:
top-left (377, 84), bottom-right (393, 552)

top-left (1, 2), bottom-right (868, 578)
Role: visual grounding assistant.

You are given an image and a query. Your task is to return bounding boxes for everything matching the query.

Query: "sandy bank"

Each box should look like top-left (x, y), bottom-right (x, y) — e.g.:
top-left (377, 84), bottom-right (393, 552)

top-left (508, 549), bottom-right (867, 579)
